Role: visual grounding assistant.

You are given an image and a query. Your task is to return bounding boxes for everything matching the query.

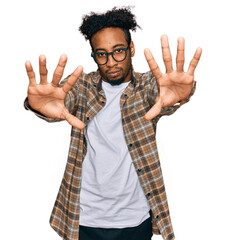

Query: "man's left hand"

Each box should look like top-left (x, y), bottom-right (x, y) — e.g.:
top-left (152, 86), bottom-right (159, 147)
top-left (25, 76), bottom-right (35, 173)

top-left (144, 35), bottom-right (202, 120)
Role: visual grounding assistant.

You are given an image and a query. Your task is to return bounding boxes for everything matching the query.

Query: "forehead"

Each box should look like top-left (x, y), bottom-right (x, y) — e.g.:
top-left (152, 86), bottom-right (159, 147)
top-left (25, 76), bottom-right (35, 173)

top-left (91, 27), bottom-right (127, 50)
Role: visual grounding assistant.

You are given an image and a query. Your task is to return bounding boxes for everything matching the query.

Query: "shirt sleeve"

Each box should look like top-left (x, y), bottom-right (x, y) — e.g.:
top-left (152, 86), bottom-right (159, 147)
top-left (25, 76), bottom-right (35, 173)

top-left (23, 75), bottom-right (79, 123)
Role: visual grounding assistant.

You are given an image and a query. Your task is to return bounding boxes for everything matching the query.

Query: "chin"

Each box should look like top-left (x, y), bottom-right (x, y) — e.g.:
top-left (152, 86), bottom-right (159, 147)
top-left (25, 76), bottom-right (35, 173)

top-left (106, 77), bottom-right (125, 86)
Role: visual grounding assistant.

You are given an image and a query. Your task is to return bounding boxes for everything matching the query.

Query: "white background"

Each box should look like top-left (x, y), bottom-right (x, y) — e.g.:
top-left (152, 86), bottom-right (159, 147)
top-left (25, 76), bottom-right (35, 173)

top-left (0, 0), bottom-right (224, 239)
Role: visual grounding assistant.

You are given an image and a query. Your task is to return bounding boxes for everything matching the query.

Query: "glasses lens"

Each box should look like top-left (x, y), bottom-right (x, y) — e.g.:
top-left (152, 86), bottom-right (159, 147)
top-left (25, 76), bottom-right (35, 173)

top-left (113, 49), bottom-right (126, 62)
top-left (95, 53), bottom-right (107, 65)
top-left (93, 48), bottom-right (128, 65)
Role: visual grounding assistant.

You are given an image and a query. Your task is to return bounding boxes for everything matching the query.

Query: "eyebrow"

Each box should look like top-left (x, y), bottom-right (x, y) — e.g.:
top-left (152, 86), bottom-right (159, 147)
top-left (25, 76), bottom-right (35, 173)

top-left (95, 44), bottom-right (126, 52)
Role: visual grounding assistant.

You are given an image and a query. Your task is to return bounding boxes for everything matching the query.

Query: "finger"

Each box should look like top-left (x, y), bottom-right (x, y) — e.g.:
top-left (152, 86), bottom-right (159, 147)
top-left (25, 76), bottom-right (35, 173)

top-left (39, 55), bottom-right (48, 84)
top-left (161, 35), bottom-right (173, 73)
top-left (62, 65), bottom-right (83, 93)
top-left (144, 48), bottom-right (162, 79)
top-left (144, 98), bottom-right (162, 121)
top-left (52, 54), bottom-right (68, 86)
top-left (176, 37), bottom-right (185, 72)
top-left (187, 47), bottom-right (202, 76)
top-left (25, 61), bottom-right (36, 86)
top-left (63, 108), bottom-right (86, 129)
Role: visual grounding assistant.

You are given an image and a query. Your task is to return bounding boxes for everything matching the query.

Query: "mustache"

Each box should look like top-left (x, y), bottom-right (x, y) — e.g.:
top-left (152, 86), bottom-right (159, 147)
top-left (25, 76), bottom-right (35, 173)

top-left (105, 67), bottom-right (122, 74)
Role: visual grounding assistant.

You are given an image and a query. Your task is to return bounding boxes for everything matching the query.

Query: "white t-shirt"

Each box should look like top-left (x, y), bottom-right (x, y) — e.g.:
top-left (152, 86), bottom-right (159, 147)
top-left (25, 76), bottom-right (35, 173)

top-left (79, 80), bottom-right (150, 228)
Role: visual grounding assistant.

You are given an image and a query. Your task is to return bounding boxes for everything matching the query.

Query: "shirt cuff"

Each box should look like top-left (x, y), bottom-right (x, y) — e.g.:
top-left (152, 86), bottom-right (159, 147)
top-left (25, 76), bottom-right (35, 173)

top-left (24, 97), bottom-right (62, 123)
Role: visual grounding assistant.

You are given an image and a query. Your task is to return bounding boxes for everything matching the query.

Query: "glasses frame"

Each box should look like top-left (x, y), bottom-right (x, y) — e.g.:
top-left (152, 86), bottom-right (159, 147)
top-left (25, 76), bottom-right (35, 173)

top-left (91, 46), bottom-right (129, 65)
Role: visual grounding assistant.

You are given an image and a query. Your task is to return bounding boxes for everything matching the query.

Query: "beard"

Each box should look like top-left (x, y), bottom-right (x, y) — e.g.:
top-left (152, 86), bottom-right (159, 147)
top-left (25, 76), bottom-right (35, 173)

top-left (106, 77), bottom-right (125, 86)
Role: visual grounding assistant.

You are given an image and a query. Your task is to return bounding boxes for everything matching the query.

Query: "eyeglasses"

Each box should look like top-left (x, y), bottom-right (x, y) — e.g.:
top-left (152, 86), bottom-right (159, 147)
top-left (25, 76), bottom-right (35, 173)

top-left (91, 46), bottom-right (129, 65)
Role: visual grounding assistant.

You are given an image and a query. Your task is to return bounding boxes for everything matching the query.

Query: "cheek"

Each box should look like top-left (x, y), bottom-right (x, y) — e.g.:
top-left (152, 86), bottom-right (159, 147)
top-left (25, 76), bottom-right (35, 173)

top-left (123, 58), bottom-right (132, 72)
top-left (98, 66), bottom-right (106, 73)
top-left (98, 66), bottom-right (108, 78)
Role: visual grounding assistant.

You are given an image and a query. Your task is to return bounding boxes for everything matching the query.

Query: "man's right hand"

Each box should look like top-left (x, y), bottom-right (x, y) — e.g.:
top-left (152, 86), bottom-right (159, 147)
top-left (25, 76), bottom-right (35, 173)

top-left (25, 54), bottom-right (85, 129)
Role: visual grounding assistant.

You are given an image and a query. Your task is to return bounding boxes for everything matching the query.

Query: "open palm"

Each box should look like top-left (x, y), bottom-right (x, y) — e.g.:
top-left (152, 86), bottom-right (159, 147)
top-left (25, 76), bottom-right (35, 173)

top-left (144, 35), bottom-right (202, 120)
top-left (25, 55), bottom-right (85, 129)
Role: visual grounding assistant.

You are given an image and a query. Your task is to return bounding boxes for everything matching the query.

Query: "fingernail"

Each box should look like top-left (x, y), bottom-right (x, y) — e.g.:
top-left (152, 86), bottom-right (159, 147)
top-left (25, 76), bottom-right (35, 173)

top-left (39, 54), bottom-right (46, 60)
top-left (61, 54), bottom-right (67, 60)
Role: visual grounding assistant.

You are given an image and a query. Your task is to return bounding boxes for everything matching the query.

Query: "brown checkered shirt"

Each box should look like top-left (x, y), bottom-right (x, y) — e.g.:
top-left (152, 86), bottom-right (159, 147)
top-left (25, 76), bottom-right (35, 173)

top-left (25, 69), bottom-right (196, 240)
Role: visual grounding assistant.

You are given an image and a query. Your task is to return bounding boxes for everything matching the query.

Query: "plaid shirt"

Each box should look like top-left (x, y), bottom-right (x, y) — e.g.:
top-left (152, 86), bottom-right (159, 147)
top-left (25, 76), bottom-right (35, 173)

top-left (25, 69), bottom-right (195, 240)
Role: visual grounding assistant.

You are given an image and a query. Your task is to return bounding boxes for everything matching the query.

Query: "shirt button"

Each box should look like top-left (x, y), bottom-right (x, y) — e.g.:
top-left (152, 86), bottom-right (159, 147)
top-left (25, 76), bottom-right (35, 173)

top-left (124, 94), bottom-right (127, 97)
top-left (138, 168), bottom-right (142, 172)
top-left (102, 101), bottom-right (105, 104)
top-left (156, 215), bottom-right (160, 220)
top-left (129, 143), bottom-right (133, 148)
top-left (147, 192), bottom-right (151, 197)
top-left (87, 117), bottom-right (89, 121)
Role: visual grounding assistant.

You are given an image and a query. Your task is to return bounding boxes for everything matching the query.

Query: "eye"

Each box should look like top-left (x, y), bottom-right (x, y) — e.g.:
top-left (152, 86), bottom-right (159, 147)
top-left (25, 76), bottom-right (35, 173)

top-left (96, 52), bottom-right (107, 58)
top-left (114, 48), bottom-right (124, 54)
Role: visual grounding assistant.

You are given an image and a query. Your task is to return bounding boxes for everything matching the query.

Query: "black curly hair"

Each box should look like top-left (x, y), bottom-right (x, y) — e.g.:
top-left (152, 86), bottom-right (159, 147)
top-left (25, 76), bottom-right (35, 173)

top-left (79, 6), bottom-right (140, 47)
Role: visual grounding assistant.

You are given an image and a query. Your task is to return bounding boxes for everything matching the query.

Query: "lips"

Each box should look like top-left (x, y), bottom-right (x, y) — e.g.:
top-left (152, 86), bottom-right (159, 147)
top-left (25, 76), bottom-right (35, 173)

top-left (107, 70), bottom-right (121, 78)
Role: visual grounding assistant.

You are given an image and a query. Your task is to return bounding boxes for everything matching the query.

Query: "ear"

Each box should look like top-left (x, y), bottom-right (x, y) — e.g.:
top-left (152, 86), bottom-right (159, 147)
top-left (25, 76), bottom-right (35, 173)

top-left (130, 41), bottom-right (135, 57)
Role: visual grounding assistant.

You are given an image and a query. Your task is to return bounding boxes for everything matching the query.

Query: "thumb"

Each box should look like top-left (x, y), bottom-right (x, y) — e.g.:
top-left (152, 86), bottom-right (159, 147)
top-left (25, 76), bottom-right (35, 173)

top-left (62, 108), bottom-right (86, 129)
top-left (144, 98), bottom-right (162, 121)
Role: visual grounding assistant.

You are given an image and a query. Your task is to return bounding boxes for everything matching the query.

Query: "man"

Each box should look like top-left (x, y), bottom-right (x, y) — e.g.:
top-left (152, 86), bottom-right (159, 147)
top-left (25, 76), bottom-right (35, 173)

top-left (24, 7), bottom-right (202, 240)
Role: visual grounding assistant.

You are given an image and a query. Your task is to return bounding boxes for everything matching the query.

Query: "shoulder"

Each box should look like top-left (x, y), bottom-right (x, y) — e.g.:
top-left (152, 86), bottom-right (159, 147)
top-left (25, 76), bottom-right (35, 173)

top-left (133, 70), bottom-right (156, 86)
top-left (77, 70), bottom-right (101, 86)
top-left (60, 70), bottom-right (100, 88)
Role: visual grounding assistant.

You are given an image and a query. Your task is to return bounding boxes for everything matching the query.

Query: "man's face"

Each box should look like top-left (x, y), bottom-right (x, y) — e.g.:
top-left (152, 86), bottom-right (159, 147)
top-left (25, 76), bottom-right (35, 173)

top-left (91, 27), bottom-right (135, 85)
